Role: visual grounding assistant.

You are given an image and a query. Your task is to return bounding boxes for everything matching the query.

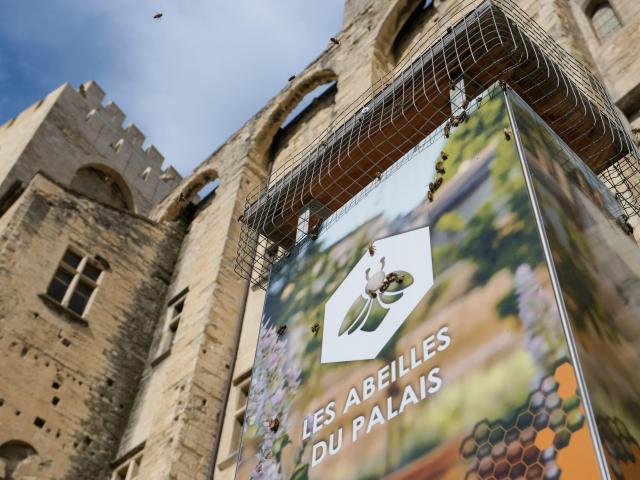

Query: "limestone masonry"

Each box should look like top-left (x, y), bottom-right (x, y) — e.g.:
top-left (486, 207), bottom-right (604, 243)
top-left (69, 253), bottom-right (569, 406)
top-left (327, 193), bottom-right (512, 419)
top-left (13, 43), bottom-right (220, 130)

top-left (0, 1), bottom-right (639, 479)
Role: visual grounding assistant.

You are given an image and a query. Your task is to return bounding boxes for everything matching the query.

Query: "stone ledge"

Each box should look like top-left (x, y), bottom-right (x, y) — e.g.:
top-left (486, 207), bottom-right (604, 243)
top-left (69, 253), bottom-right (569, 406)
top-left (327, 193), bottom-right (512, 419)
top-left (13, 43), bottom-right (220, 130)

top-left (38, 293), bottom-right (89, 326)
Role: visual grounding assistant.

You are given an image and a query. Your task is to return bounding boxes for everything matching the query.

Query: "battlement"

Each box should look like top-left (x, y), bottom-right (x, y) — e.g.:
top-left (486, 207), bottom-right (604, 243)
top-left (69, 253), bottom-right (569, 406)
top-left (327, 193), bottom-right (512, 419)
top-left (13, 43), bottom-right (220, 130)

top-left (0, 80), bottom-right (183, 215)
top-left (77, 80), bottom-right (181, 181)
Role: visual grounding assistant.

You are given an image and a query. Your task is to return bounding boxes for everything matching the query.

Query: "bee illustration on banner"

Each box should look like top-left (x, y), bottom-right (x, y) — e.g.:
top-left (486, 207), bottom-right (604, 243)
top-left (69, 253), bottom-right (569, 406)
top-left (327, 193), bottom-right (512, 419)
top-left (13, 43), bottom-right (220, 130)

top-left (338, 257), bottom-right (414, 336)
top-left (322, 226), bottom-right (433, 363)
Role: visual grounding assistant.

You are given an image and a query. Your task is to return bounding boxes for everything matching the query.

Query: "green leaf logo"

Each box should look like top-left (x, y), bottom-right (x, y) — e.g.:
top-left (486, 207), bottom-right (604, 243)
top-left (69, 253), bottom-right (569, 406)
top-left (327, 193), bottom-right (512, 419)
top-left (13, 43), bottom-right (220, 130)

top-left (338, 256), bottom-right (414, 336)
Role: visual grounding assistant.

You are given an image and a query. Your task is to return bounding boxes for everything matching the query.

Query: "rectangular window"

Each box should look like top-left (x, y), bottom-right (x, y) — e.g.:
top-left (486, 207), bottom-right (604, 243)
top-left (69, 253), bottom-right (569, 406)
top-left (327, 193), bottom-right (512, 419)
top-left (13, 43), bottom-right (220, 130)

top-left (152, 289), bottom-right (188, 364)
top-left (46, 248), bottom-right (103, 317)
top-left (112, 452), bottom-right (142, 480)
top-left (229, 373), bottom-right (251, 455)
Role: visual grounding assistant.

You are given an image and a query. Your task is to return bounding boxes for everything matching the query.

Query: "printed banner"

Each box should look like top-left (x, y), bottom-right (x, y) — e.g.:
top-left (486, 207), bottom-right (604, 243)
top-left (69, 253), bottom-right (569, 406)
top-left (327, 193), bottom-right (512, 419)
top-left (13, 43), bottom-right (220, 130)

top-left (510, 92), bottom-right (640, 480)
top-left (237, 87), bottom-right (602, 479)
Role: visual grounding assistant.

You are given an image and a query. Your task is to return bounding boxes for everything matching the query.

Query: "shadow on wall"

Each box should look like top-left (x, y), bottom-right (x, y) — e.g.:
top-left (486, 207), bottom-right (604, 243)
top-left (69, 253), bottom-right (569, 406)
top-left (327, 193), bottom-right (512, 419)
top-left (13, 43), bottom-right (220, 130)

top-left (372, 0), bottom-right (437, 83)
top-left (69, 164), bottom-right (135, 213)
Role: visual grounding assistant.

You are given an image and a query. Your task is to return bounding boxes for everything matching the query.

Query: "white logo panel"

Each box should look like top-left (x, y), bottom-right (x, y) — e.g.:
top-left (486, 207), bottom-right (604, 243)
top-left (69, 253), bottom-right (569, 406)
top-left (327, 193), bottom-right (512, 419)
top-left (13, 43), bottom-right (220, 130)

top-left (321, 227), bottom-right (434, 363)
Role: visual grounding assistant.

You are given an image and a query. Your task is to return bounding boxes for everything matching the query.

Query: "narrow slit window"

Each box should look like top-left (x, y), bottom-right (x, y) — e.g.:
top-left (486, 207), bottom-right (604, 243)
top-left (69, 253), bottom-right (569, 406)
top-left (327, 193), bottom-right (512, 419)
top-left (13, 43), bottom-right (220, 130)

top-left (46, 248), bottom-right (103, 317)
top-left (112, 452), bottom-right (143, 480)
top-left (153, 289), bottom-right (188, 363)
top-left (229, 374), bottom-right (252, 455)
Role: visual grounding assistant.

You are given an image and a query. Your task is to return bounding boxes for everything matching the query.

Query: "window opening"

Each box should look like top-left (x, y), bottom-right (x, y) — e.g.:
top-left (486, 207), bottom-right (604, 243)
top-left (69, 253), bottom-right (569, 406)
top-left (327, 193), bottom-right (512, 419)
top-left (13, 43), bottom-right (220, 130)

top-left (392, 0), bottom-right (436, 64)
top-left (152, 289), bottom-right (188, 364)
top-left (46, 248), bottom-right (103, 317)
top-left (112, 452), bottom-right (142, 480)
top-left (281, 81), bottom-right (337, 129)
top-left (591, 2), bottom-right (622, 41)
top-left (229, 374), bottom-right (252, 455)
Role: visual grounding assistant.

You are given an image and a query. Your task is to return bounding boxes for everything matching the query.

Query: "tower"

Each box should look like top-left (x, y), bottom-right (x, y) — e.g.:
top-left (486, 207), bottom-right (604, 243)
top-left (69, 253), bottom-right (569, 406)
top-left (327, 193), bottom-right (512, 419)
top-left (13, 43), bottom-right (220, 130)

top-left (0, 1), bottom-right (639, 479)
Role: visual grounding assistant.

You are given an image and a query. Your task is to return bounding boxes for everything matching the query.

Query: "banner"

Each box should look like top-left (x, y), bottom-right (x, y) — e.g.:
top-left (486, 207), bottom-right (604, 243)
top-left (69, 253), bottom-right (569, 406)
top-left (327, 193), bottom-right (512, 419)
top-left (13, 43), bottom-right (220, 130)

top-left (510, 92), bottom-right (640, 479)
top-left (236, 87), bottom-right (603, 479)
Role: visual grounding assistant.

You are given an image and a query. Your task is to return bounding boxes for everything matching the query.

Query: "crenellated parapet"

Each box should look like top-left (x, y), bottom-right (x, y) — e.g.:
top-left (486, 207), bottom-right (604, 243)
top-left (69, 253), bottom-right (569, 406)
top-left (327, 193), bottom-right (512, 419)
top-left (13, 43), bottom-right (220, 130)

top-left (76, 81), bottom-right (182, 192)
top-left (0, 80), bottom-right (183, 216)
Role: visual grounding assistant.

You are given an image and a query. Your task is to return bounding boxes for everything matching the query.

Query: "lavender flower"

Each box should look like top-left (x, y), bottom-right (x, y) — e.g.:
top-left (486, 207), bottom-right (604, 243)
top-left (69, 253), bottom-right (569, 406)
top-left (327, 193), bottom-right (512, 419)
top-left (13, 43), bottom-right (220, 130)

top-left (246, 322), bottom-right (302, 479)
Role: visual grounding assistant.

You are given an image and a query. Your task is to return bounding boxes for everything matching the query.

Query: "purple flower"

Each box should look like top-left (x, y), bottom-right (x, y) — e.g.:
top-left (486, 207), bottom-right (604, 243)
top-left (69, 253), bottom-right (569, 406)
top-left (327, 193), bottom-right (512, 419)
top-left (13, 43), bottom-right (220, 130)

top-left (246, 323), bottom-right (302, 479)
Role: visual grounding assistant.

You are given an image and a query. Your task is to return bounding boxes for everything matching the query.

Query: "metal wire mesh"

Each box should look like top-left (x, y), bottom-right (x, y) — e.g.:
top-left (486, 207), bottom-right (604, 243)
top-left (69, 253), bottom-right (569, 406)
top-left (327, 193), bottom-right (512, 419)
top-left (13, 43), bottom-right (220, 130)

top-left (235, 0), bottom-right (640, 288)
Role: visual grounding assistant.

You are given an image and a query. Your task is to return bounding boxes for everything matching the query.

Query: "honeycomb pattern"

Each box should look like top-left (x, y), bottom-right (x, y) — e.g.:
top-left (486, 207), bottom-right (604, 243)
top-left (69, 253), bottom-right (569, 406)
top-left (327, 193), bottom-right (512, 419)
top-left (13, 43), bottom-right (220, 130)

top-left (598, 415), bottom-right (640, 480)
top-left (461, 363), bottom-right (585, 479)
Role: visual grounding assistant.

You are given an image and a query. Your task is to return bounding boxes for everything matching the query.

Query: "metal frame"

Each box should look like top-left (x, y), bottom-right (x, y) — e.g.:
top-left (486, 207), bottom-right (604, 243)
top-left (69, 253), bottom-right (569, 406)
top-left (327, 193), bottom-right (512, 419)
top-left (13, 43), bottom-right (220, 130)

top-left (236, 0), bottom-right (640, 288)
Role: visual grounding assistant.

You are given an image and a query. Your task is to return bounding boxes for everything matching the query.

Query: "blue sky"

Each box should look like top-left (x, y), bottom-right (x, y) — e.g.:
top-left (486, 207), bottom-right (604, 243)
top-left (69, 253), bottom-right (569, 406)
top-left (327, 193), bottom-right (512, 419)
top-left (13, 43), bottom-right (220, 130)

top-left (0, 1), bottom-right (344, 175)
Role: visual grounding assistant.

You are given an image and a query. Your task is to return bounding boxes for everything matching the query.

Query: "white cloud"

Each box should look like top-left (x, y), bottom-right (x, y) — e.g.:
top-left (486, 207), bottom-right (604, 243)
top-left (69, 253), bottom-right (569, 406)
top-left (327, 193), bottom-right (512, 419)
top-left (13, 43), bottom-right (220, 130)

top-left (98, 0), bottom-right (346, 175)
top-left (0, 0), bottom-right (344, 175)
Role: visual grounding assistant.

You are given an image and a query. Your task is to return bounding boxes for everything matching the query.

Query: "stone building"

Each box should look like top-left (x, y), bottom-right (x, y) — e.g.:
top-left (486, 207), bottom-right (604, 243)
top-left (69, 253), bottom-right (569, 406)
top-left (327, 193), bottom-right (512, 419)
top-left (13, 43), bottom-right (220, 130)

top-left (0, 0), bottom-right (638, 479)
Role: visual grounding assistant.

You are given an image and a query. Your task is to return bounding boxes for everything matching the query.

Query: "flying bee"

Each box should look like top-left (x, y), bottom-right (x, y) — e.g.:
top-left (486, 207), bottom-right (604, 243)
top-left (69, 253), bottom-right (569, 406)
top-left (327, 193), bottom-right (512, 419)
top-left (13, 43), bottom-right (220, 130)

top-left (441, 151), bottom-right (449, 161)
top-left (503, 128), bottom-right (512, 141)
top-left (367, 243), bottom-right (376, 256)
top-left (339, 257), bottom-right (414, 336)
top-left (288, 75), bottom-right (296, 82)
top-left (153, 12), bottom-right (163, 19)
top-left (388, 382), bottom-right (401, 397)
top-left (309, 222), bottom-right (321, 240)
top-left (268, 418), bottom-right (280, 433)
top-left (311, 323), bottom-right (320, 336)
top-left (330, 37), bottom-right (340, 45)
top-left (427, 191), bottom-right (434, 202)
top-left (626, 223), bottom-right (635, 235)
top-left (616, 215), bottom-right (634, 235)
top-left (386, 272), bottom-right (401, 284)
top-left (276, 325), bottom-right (287, 337)
top-left (435, 160), bottom-right (446, 174)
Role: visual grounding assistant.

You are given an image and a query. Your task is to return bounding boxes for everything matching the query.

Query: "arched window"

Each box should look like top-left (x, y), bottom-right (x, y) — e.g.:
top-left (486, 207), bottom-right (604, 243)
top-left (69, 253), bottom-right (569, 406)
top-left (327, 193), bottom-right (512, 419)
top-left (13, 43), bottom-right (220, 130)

top-left (392, 0), bottom-right (435, 66)
top-left (281, 81), bottom-right (337, 130)
top-left (271, 80), bottom-right (337, 165)
top-left (0, 440), bottom-right (39, 478)
top-left (372, 0), bottom-right (436, 83)
top-left (160, 168), bottom-right (219, 222)
top-left (591, 2), bottom-right (622, 41)
top-left (70, 165), bottom-right (134, 212)
top-left (248, 68), bottom-right (338, 165)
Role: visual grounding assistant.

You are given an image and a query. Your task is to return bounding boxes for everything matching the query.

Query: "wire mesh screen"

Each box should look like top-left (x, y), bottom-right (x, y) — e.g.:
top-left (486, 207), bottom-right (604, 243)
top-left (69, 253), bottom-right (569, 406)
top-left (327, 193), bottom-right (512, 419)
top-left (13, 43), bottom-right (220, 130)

top-left (235, 0), bottom-right (640, 288)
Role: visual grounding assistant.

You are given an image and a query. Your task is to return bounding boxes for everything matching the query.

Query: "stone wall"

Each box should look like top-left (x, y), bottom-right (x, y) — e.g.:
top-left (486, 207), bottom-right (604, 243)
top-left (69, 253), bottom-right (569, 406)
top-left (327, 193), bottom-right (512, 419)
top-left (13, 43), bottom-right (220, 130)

top-left (1, 1), bottom-right (639, 479)
top-left (0, 174), bottom-right (182, 479)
